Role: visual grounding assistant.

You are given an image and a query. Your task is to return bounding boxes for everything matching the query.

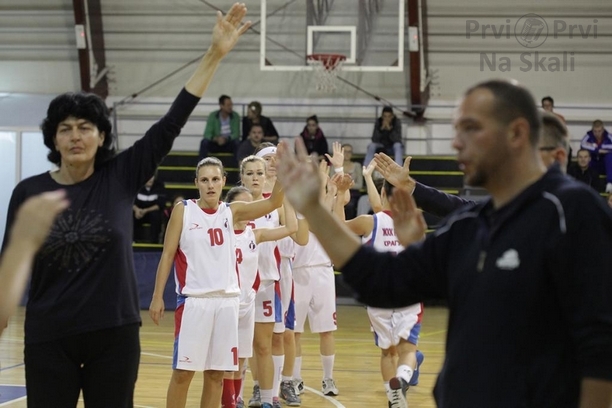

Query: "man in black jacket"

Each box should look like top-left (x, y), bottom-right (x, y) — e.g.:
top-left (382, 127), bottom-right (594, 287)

top-left (275, 79), bottom-right (612, 408)
top-left (568, 148), bottom-right (602, 192)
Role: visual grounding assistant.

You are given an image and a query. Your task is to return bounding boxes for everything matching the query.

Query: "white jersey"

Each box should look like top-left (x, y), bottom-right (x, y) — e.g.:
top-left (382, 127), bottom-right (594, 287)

top-left (277, 236), bottom-right (295, 259)
top-left (253, 208), bottom-right (281, 280)
top-left (362, 211), bottom-right (404, 253)
top-left (235, 226), bottom-right (260, 304)
top-left (174, 200), bottom-right (239, 297)
top-left (363, 211), bottom-right (424, 348)
top-left (293, 232), bottom-right (332, 269)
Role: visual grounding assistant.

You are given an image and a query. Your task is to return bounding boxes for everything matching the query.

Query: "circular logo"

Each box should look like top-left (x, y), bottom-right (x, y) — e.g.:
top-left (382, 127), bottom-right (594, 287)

top-left (515, 13), bottom-right (548, 48)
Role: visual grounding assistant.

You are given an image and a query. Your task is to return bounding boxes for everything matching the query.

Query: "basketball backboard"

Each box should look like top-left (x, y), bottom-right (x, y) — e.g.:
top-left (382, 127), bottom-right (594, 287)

top-left (260, 0), bottom-right (405, 72)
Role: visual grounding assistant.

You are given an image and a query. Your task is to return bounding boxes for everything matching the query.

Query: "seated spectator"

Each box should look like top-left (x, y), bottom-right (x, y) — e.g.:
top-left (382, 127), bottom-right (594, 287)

top-left (329, 143), bottom-right (363, 219)
top-left (133, 174), bottom-right (166, 243)
top-left (199, 94), bottom-right (240, 160)
top-left (541, 96), bottom-right (566, 123)
top-left (542, 96), bottom-right (570, 169)
top-left (237, 123), bottom-right (264, 164)
top-left (580, 119), bottom-right (612, 192)
top-left (242, 101), bottom-right (279, 144)
top-left (568, 148), bottom-right (602, 191)
top-left (365, 106), bottom-right (404, 166)
top-left (299, 115), bottom-right (329, 156)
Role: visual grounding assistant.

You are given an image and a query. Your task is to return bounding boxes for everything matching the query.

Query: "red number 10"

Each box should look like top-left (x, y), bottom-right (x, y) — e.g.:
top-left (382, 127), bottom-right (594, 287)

top-left (207, 228), bottom-right (224, 246)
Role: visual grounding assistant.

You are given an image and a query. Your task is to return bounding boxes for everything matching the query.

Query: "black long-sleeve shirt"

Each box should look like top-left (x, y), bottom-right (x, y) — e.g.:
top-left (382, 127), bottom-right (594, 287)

top-left (340, 167), bottom-right (612, 407)
top-left (413, 182), bottom-right (476, 218)
top-left (242, 115), bottom-right (279, 142)
top-left (568, 164), bottom-right (603, 192)
top-left (2, 88), bottom-right (199, 344)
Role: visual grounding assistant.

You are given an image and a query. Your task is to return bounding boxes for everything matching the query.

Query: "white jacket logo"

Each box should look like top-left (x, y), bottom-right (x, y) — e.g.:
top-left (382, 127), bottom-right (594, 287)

top-left (496, 249), bottom-right (520, 270)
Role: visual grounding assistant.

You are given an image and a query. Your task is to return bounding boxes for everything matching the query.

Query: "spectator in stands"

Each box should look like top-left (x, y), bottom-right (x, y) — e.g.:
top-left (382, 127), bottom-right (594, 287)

top-left (541, 96), bottom-right (566, 123)
top-left (133, 174), bottom-right (167, 243)
top-left (365, 106), bottom-right (404, 166)
top-left (580, 119), bottom-right (612, 192)
top-left (568, 148), bottom-right (602, 192)
top-left (199, 94), bottom-right (240, 160)
top-left (299, 115), bottom-right (329, 156)
top-left (328, 143), bottom-right (363, 219)
top-left (242, 101), bottom-right (279, 144)
top-left (541, 96), bottom-right (570, 170)
top-left (237, 123), bottom-right (264, 164)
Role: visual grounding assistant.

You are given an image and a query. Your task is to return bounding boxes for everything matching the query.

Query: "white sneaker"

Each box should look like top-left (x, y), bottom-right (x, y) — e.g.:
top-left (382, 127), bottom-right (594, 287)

top-left (388, 377), bottom-right (409, 408)
top-left (293, 378), bottom-right (304, 395)
top-left (321, 378), bottom-right (339, 396)
top-left (606, 183), bottom-right (612, 193)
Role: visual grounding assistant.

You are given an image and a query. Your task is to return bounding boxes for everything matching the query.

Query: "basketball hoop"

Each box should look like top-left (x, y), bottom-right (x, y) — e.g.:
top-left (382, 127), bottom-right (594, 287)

top-left (306, 53), bottom-right (346, 92)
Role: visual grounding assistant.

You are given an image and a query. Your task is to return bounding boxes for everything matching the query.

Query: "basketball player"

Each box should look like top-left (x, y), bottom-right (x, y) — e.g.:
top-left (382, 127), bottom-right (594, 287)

top-left (291, 161), bottom-right (340, 397)
top-left (244, 148), bottom-right (308, 408)
top-left (148, 156), bottom-right (284, 408)
top-left (223, 186), bottom-right (299, 408)
top-left (333, 174), bottom-right (425, 408)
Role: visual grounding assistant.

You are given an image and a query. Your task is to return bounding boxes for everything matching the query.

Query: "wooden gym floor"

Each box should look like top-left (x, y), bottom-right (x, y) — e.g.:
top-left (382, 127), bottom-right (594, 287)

top-left (0, 305), bottom-right (448, 407)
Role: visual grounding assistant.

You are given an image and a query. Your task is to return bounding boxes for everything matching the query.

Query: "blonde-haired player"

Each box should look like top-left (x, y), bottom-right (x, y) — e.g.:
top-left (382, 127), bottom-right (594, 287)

top-left (223, 185), bottom-right (299, 408)
top-left (149, 156), bottom-right (283, 408)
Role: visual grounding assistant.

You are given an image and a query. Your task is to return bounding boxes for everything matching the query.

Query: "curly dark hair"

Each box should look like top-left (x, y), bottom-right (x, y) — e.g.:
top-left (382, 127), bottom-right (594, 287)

top-left (41, 92), bottom-right (116, 167)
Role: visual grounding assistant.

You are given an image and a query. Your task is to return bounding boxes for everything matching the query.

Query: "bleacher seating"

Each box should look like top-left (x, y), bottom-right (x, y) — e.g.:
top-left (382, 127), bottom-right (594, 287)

top-left (156, 151), bottom-right (467, 228)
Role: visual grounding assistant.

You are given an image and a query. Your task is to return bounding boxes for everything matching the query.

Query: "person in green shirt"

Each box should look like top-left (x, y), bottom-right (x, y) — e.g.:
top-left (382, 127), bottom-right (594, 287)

top-left (199, 94), bottom-right (241, 160)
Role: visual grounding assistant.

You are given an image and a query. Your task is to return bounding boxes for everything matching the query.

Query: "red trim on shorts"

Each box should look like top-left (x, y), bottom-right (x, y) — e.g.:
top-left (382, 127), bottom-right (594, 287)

top-left (174, 302), bottom-right (185, 338)
top-left (175, 248), bottom-right (188, 293)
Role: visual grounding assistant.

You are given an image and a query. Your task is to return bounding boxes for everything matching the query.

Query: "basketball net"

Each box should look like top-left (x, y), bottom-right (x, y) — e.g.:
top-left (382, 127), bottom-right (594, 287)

top-left (306, 54), bottom-right (346, 93)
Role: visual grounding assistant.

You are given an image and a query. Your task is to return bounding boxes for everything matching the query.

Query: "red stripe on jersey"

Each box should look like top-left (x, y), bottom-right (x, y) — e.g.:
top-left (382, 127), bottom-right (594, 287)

top-left (175, 248), bottom-right (188, 294)
top-left (274, 245), bottom-right (281, 279)
top-left (262, 192), bottom-right (272, 199)
top-left (253, 271), bottom-right (261, 292)
top-left (417, 303), bottom-right (424, 323)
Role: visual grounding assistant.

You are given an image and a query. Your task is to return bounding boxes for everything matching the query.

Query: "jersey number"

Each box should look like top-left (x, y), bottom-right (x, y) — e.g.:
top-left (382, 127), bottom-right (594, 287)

top-left (231, 346), bottom-right (238, 365)
top-left (207, 228), bottom-right (224, 246)
top-left (263, 300), bottom-right (273, 317)
top-left (236, 248), bottom-right (243, 264)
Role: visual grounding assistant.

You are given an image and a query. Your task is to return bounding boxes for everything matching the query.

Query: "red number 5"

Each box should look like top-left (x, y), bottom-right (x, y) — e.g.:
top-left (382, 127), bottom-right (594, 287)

top-left (263, 300), bottom-right (273, 317)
